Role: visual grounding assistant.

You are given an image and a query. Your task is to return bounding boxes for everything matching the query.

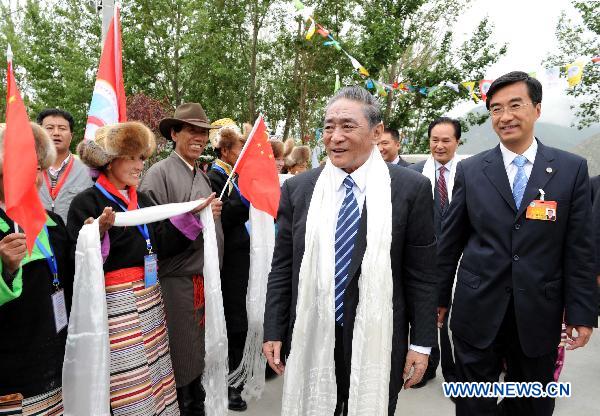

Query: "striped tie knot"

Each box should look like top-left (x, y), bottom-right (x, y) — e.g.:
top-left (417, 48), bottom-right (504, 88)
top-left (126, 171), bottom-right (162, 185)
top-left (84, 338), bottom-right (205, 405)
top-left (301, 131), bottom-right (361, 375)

top-left (343, 175), bottom-right (355, 190)
top-left (513, 155), bottom-right (527, 168)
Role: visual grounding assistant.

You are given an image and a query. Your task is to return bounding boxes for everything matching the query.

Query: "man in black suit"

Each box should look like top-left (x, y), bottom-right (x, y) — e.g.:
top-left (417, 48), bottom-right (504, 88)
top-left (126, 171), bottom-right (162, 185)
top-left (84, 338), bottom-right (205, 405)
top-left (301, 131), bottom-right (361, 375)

top-left (437, 71), bottom-right (596, 415)
top-left (263, 86), bottom-right (437, 415)
top-left (408, 116), bottom-right (462, 389)
top-left (591, 175), bottom-right (600, 314)
top-left (377, 126), bottom-right (411, 166)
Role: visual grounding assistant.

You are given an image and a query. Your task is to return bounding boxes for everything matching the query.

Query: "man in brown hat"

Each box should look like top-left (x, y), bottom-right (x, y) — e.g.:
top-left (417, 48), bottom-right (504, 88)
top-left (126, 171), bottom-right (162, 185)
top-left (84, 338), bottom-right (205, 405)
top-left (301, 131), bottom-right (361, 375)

top-left (139, 102), bottom-right (224, 416)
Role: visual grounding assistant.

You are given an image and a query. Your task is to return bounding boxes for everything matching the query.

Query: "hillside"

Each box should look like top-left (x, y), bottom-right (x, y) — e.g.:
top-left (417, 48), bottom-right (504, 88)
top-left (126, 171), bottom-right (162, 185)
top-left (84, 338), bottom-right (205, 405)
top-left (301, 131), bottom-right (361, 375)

top-left (571, 133), bottom-right (600, 177)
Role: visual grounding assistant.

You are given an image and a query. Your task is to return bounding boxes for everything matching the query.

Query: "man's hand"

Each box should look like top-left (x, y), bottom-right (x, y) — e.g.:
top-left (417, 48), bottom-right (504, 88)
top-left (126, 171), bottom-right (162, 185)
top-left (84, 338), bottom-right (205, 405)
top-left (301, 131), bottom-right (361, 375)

top-left (403, 350), bottom-right (429, 389)
top-left (211, 199), bottom-right (223, 219)
top-left (263, 341), bottom-right (285, 375)
top-left (437, 306), bottom-right (448, 329)
top-left (191, 193), bottom-right (216, 214)
top-left (0, 233), bottom-right (27, 274)
top-left (565, 325), bottom-right (593, 350)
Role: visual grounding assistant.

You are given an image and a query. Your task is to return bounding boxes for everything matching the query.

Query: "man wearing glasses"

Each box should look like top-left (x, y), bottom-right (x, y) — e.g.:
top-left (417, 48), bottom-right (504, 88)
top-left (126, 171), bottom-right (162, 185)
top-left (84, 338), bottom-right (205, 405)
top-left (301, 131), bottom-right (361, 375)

top-left (437, 71), bottom-right (596, 415)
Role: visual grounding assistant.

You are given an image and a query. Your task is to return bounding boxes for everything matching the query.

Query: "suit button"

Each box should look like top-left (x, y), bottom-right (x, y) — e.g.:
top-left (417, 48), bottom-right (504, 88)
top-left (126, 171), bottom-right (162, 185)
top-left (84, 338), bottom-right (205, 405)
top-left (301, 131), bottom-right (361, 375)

top-left (505, 287), bottom-right (512, 293)
top-left (514, 224), bottom-right (521, 230)
top-left (513, 255), bottom-right (519, 261)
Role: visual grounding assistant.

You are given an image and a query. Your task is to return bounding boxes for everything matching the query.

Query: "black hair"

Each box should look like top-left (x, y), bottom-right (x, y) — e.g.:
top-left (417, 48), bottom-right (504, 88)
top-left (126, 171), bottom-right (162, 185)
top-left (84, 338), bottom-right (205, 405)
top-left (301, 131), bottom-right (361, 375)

top-left (428, 117), bottom-right (461, 140)
top-left (485, 71), bottom-right (542, 109)
top-left (36, 108), bottom-right (74, 132)
top-left (383, 127), bottom-right (400, 142)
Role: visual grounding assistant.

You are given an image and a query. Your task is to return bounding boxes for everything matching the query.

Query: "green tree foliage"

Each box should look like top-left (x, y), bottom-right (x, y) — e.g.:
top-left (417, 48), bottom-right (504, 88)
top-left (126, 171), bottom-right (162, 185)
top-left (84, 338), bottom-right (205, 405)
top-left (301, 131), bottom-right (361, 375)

top-left (1, 0), bottom-right (506, 157)
top-left (546, 1), bottom-right (599, 129)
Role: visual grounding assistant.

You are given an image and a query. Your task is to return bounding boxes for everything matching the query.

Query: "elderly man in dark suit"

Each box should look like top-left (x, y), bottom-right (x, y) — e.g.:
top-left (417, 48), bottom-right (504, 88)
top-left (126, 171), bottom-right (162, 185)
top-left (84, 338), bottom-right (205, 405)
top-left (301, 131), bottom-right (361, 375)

top-left (262, 86), bottom-right (437, 416)
top-left (437, 71), bottom-right (596, 416)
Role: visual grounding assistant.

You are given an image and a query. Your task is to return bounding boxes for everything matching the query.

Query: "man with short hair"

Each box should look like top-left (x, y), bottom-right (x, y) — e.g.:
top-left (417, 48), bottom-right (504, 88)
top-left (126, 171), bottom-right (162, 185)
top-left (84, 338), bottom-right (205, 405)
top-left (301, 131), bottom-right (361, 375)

top-left (263, 86), bottom-right (437, 416)
top-left (408, 116), bottom-right (463, 389)
top-left (139, 102), bottom-right (224, 416)
top-left (37, 109), bottom-right (92, 223)
top-left (437, 71), bottom-right (596, 415)
top-left (377, 127), bottom-right (411, 166)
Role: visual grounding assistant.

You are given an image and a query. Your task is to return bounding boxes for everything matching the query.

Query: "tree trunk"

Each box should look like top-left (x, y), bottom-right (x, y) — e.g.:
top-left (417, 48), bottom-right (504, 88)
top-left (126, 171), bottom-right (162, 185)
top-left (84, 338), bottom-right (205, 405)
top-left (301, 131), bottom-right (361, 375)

top-left (248, 1), bottom-right (260, 122)
top-left (283, 18), bottom-right (302, 140)
top-left (384, 61), bottom-right (398, 123)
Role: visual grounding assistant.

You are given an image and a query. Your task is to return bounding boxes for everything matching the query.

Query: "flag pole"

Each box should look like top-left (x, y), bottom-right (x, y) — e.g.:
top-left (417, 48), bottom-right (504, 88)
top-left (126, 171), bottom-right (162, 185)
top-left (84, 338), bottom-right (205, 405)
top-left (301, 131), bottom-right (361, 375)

top-left (218, 115), bottom-right (262, 200)
top-left (7, 45), bottom-right (16, 234)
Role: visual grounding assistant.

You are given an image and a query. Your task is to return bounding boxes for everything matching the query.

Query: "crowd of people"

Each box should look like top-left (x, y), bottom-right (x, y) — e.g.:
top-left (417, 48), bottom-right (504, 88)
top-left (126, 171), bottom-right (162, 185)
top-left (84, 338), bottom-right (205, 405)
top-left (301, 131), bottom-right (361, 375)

top-left (0, 70), bottom-right (598, 416)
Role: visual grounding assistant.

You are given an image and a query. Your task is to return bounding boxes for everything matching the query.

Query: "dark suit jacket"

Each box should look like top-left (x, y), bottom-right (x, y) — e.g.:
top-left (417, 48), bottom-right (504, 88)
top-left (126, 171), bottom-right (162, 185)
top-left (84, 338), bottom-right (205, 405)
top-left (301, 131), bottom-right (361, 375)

top-left (397, 156), bottom-right (411, 167)
top-left (437, 140), bottom-right (596, 358)
top-left (264, 164), bottom-right (437, 400)
top-left (591, 175), bottom-right (600, 275)
top-left (408, 160), bottom-right (445, 236)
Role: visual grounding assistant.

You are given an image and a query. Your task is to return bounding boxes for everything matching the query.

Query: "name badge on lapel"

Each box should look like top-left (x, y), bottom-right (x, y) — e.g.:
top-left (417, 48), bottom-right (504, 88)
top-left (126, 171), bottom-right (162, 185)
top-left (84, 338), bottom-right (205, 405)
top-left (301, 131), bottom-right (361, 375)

top-left (526, 189), bottom-right (557, 221)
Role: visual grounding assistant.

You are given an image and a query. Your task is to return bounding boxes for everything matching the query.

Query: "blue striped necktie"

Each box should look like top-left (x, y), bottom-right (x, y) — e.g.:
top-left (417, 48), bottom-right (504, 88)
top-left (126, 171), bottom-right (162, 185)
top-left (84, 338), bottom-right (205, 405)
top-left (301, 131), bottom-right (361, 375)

top-left (512, 155), bottom-right (528, 209)
top-left (334, 175), bottom-right (360, 325)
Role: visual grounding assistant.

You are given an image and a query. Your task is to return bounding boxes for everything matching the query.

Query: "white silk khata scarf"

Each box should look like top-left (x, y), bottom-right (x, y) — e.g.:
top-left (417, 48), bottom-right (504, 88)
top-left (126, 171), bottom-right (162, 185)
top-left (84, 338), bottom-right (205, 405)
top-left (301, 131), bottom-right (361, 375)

top-left (229, 205), bottom-right (275, 400)
top-left (281, 147), bottom-right (393, 416)
top-left (62, 200), bottom-right (229, 416)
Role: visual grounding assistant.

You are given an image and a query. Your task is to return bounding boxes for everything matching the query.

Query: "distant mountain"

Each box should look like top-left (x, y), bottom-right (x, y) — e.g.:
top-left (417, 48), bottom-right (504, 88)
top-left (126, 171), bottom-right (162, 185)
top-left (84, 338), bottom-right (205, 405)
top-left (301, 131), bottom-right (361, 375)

top-left (459, 116), bottom-right (600, 155)
top-left (571, 133), bottom-right (600, 177)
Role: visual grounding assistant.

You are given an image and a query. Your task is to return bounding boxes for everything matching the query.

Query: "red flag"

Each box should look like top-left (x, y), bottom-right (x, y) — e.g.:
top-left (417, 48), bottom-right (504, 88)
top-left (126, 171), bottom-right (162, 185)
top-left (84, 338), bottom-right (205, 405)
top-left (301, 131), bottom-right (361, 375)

top-left (84, 6), bottom-right (127, 140)
top-left (4, 46), bottom-right (46, 252)
top-left (235, 116), bottom-right (281, 218)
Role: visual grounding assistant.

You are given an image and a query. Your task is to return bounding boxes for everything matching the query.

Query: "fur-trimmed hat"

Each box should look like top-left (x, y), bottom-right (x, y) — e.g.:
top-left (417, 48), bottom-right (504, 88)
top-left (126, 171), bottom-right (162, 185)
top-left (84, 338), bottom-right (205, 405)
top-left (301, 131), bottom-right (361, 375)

top-left (209, 118), bottom-right (244, 149)
top-left (0, 122), bottom-right (56, 170)
top-left (283, 138), bottom-right (310, 168)
top-left (78, 121), bottom-right (156, 169)
top-left (269, 139), bottom-right (284, 159)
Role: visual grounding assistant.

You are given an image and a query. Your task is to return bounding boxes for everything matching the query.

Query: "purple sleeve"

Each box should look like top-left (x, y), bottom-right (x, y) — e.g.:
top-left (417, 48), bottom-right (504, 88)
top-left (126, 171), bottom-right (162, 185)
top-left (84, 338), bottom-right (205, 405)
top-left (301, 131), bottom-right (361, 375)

top-left (170, 212), bottom-right (204, 240)
top-left (101, 232), bottom-right (110, 263)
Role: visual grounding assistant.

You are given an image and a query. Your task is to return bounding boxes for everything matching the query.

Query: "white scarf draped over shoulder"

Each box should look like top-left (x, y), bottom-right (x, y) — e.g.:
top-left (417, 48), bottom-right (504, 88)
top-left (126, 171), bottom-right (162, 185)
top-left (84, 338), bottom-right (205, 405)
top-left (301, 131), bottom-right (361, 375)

top-left (281, 147), bottom-right (393, 416)
top-left (62, 200), bottom-right (228, 416)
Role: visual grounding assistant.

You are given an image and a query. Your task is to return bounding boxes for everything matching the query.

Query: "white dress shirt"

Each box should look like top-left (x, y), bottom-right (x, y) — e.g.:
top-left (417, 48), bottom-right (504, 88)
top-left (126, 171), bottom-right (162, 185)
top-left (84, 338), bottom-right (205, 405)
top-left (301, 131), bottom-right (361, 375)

top-left (332, 160), bottom-right (431, 355)
top-left (391, 155), bottom-right (400, 165)
top-left (434, 158), bottom-right (454, 182)
top-left (500, 138), bottom-right (538, 188)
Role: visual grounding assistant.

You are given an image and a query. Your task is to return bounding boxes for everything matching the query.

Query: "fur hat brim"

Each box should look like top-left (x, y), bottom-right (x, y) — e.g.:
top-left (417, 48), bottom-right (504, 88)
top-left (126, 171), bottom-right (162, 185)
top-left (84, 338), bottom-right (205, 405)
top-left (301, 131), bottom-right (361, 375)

top-left (285, 145), bottom-right (311, 168)
top-left (78, 122), bottom-right (156, 169)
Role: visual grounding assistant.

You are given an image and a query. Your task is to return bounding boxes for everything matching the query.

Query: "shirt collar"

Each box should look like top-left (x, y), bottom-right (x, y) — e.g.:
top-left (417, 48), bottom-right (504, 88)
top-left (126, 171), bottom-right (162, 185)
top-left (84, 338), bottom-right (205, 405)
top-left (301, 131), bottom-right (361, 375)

top-left (333, 155), bottom-right (370, 194)
top-left (500, 138), bottom-right (538, 169)
top-left (48, 153), bottom-right (72, 176)
top-left (434, 157), bottom-right (454, 171)
top-left (391, 155), bottom-right (400, 165)
top-left (174, 151), bottom-right (195, 171)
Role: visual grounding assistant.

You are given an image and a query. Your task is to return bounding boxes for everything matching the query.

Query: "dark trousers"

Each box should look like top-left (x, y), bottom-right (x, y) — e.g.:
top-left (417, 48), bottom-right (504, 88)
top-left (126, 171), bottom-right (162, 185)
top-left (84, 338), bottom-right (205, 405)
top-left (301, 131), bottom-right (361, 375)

top-left (427, 306), bottom-right (457, 381)
top-left (334, 325), bottom-right (399, 416)
top-left (228, 331), bottom-right (246, 379)
top-left (452, 298), bottom-right (557, 416)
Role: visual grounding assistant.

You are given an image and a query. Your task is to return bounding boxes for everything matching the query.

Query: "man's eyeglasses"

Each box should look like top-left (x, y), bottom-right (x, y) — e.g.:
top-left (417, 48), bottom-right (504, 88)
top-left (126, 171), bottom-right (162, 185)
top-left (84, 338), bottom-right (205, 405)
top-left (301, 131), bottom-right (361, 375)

top-left (489, 102), bottom-right (535, 118)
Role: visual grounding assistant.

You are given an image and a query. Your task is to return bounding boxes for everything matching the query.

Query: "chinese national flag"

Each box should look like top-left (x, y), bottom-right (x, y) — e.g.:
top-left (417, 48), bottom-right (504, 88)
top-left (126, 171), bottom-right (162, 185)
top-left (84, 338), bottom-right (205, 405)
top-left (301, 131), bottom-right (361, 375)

top-left (4, 46), bottom-right (46, 252)
top-left (236, 116), bottom-right (280, 218)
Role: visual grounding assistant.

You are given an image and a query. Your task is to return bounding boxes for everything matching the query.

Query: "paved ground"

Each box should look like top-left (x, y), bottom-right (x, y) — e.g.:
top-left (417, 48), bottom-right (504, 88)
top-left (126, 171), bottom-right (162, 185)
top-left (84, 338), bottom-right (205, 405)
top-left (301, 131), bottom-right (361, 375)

top-left (243, 317), bottom-right (600, 415)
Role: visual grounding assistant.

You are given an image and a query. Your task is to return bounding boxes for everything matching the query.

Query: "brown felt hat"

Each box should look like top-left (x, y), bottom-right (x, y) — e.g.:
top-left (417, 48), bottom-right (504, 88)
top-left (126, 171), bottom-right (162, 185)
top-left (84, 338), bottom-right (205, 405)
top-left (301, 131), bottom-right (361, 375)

top-left (159, 102), bottom-right (219, 140)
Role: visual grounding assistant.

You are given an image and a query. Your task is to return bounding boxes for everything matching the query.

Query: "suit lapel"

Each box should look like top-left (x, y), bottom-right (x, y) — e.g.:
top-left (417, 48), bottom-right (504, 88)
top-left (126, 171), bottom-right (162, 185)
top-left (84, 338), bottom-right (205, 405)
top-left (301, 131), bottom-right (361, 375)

top-left (483, 145), bottom-right (517, 212)
top-left (515, 141), bottom-right (556, 220)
